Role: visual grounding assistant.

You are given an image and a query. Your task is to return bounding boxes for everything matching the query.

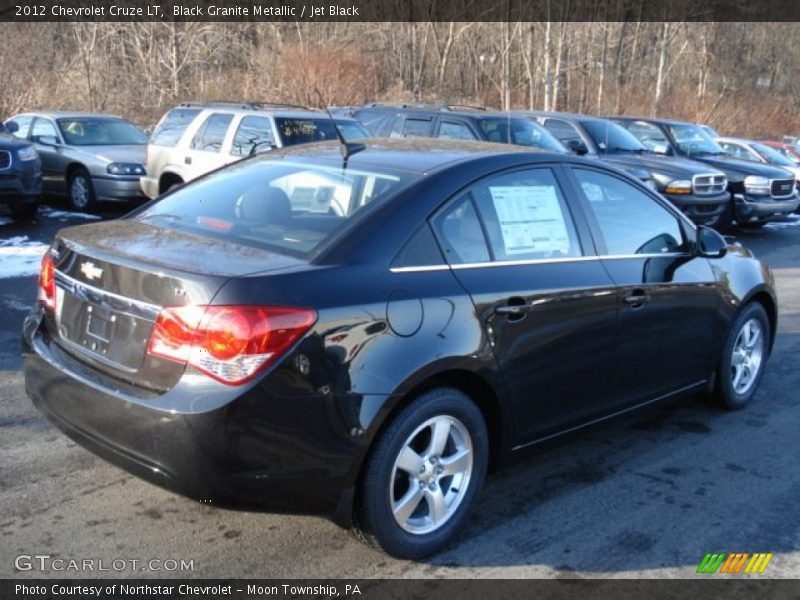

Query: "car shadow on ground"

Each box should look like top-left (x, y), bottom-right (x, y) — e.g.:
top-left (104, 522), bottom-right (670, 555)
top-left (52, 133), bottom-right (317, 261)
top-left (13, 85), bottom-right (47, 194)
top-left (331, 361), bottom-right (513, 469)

top-left (424, 329), bottom-right (800, 572)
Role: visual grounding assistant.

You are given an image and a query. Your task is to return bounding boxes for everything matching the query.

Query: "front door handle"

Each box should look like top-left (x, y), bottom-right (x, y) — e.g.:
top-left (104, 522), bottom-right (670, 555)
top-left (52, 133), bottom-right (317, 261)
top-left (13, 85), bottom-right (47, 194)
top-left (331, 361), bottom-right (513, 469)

top-left (185, 156), bottom-right (192, 165)
top-left (623, 289), bottom-right (650, 306)
top-left (495, 297), bottom-right (535, 316)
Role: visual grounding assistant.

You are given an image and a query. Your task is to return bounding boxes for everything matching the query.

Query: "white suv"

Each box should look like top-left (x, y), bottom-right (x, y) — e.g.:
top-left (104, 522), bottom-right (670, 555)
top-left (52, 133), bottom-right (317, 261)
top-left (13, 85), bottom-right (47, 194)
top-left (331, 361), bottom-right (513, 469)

top-left (140, 101), bottom-right (370, 199)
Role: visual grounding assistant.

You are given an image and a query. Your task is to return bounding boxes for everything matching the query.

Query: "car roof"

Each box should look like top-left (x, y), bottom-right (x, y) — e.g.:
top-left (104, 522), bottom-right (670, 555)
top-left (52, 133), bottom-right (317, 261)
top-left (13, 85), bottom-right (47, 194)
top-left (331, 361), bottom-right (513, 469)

top-left (256, 137), bottom-right (567, 175)
top-left (614, 116), bottom-right (696, 127)
top-left (18, 111), bottom-right (125, 120)
top-left (336, 104), bottom-right (543, 122)
top-left (175, 105), bottom-right (362, 123)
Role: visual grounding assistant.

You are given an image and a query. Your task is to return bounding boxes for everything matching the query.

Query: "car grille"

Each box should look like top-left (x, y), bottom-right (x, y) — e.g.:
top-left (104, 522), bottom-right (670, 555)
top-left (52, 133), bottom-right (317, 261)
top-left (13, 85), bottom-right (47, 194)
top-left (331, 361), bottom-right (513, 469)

top-left (692, 173), bottom-right (727, 195)
top-left (770, 178), bottom-right (795, 198)
top-left (0, 151), bottom-right (10, 171)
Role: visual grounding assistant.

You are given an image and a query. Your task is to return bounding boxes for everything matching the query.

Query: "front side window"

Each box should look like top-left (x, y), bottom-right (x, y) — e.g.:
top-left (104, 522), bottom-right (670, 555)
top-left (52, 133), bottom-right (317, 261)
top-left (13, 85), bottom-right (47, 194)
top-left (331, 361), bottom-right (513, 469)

top-left (543, 119), bottom-right (583, 146)
top-left (231, 116), bottom-right (275, 157)
top-left (626, 121), bottom-right (670, 153)
top-left (433, 168), bottom-right (582, 264)
top-left (30, 118), bottom-right (58, 142)
top-left (438, 121), bottom-right (477, 140)
top-left (573, 168), bottom-right (686, 256)
top-left (478, 118), bottom-right (565, 152)
top-left (190, 113), bottom-right (234, 152)
top-left (58, 118), bottom-right (147, 146)
top-left (135, 157), bottom-right (415, 258)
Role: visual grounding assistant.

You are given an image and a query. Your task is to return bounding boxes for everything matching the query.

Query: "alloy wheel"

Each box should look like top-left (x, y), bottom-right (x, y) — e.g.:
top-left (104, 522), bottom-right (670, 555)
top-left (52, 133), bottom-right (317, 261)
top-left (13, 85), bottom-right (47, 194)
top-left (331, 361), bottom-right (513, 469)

top-left (730, 318), bottom-right (764, 395)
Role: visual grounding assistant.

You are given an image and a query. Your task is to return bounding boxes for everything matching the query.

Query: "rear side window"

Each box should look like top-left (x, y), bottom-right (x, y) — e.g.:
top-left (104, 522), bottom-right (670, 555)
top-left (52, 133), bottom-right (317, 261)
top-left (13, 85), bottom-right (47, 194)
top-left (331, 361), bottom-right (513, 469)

top-left (231, 116), bottom-right (275, 157)
top-left (30, 118), bottom-right (58, 142)
top-left (191, 113), bottom-right (233, 152)
top-left (572, 168), bottom-right (686, 256)
top-left (353, 110), bottom-right (390, 135)
top-left (433, 168), bottom-right (582, 264)
top-left (275, 118), bottom-right (368, 146)
top-left (150, 108), bottom-right (202, 147)
top-left (135, 158), bottom-right (415, 258)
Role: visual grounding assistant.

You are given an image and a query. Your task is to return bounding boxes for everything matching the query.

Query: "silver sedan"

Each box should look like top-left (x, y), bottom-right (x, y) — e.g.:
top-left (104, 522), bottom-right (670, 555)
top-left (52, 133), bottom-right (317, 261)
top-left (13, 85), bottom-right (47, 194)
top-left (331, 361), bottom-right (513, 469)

top-left (4, 112), bottom-right (148, 211)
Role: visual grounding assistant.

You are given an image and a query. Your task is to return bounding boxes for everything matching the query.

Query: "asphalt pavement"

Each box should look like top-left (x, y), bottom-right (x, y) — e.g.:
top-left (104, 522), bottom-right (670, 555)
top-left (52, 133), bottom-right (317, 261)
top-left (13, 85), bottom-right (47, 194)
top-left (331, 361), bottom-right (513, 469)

top-left (1, 201), bottom-right (799, 578)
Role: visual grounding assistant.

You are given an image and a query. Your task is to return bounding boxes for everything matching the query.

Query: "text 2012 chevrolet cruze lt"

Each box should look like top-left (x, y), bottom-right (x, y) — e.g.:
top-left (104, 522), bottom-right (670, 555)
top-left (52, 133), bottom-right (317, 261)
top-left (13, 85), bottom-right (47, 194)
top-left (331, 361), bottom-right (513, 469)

top-left (23, 139), bottom-right (776, 558)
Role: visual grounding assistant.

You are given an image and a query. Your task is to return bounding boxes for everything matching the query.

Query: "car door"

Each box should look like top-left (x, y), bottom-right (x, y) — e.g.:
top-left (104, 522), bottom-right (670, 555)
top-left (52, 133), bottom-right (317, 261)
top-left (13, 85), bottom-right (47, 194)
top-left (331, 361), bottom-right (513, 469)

top-left (29, 117), bottom-right (65, 195)
top-left (183, 112), bottom-right (234, 181)
top-left (567, 166), bottom-right (721, 410)
top-left (431, 165), bottom-right (620, 443)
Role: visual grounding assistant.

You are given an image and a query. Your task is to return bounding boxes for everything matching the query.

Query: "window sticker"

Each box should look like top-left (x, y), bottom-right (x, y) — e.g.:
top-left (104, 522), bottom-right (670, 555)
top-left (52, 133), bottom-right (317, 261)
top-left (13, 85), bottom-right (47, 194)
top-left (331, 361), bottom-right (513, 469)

top-left (489, 185), bottom-right (571, 255)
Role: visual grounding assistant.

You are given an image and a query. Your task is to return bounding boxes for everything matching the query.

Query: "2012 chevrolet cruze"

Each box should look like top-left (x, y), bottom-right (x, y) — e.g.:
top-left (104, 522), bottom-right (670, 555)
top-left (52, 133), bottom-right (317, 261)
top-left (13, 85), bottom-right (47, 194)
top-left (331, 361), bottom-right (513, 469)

top-left (23, 139), bottom-right (776, 558)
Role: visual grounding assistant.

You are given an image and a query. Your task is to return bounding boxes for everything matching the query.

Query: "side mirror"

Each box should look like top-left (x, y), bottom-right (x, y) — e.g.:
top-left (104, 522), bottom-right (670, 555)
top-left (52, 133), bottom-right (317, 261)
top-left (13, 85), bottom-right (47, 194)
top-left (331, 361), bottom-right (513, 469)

top-left (5, 121), bottom-right (19, 134)
top-left (566, 139), bottom-right (589, 155)
top-left (35, 135), bottom-right (59, 146)
top-left (696, 225), bottom-right (727, 259)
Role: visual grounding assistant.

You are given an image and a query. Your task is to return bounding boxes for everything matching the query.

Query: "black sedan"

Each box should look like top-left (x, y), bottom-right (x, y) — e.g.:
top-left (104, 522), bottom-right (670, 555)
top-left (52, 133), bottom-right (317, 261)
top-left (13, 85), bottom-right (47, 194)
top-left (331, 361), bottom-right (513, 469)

top-left (23, 139), bottom-right (776, 559)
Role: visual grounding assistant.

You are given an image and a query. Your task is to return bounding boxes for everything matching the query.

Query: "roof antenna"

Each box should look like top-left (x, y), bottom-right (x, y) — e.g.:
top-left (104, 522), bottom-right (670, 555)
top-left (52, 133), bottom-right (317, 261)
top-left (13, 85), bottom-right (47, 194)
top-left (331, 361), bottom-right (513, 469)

top-left (315, 88), bottom-right (366, 167)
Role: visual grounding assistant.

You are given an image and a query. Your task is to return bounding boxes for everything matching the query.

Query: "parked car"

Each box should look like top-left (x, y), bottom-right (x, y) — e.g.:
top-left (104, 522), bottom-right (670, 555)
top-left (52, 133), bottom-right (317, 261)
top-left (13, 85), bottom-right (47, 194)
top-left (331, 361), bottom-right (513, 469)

top-left (759, 140), bottom-right (800, 165)
top-left (335, 103), bottom-right (655, 187)
top-left (716, 137), bottom-right (800, 191)
top-left (613, 117), bottom-right (799, 228)
top-left (25, 138), bottom-right (775, 559)
top-left (5, 112), bottom-right (148, 211)
top-left (523, 111), bottom-right (731, 230)
top-left (140, 101), bottom-right (370, 199)
top-left (0, 120), bottom-right (42, 220)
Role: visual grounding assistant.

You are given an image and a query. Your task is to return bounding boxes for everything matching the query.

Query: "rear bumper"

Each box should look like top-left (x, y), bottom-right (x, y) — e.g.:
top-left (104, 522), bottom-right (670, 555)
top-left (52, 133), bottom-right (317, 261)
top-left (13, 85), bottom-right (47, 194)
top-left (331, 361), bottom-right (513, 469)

top-left (22, 313), bottom-right (362, 523)
top-left (664, 191), bottom-right (729, 225)
top-left (733, 193), bottom-right (800, 222)
top-left (92, 176), bottom-right (148, 203)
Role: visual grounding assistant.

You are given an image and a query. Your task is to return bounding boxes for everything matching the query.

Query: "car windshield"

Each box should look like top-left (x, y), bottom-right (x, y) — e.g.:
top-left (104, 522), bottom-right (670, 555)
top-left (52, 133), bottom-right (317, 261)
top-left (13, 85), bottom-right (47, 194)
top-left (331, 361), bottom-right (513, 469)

top-left (478, 118), bottom-right (566, 152)
top-left (57, 118), bottom-right (147, 146)
top-left (751, 142), bottom-right (796, 167)
top-left (275, 118), bottom-right (369, 147)
top-left (668, 124), bottom-right (724, 156)
top-left (581, 119), bottom-right (646, 153)
top-left (134, 156), bottom-right (416, 258)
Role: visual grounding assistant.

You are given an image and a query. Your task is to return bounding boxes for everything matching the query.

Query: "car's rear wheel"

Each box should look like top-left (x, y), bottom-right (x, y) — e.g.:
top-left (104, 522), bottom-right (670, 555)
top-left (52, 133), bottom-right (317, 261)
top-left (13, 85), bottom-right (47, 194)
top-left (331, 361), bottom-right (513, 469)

top-left (354, 387), bottom-right (488, 559)
top-left (68, 168), bottom-right (95, 211)
top-left (715, 302), bottom-right (770, 409)
top-left (9, 200), bottom-right (39, 221)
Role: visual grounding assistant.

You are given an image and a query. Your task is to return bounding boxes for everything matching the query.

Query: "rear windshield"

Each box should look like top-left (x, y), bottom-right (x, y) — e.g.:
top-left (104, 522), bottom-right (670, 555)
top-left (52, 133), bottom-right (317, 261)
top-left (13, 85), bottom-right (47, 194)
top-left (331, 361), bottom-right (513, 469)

top-left (150, 108), bottom-right (202, 147)
top-left (477, 118), bottom-right (565, 152)
top-left (133, 156), bottom-right (415, 258)
top-left (275, 118), bottom-right (369, 146)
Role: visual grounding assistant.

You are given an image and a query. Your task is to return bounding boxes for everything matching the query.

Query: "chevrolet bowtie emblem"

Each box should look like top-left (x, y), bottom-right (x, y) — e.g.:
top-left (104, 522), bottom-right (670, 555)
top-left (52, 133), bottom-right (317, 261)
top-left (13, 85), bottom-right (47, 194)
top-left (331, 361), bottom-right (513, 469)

top-left (80, 261), bottom-right (103, 281)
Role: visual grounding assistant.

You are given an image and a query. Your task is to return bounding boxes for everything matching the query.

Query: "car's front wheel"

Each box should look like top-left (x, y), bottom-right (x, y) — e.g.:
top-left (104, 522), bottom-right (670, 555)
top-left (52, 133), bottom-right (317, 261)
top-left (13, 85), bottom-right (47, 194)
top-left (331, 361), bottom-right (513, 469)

top-left (355, 387), bottom-right (488, 559)
top-left (67, 168), bottom-right (96, 211)
top-left (715, 302), bottom-right (770, 409)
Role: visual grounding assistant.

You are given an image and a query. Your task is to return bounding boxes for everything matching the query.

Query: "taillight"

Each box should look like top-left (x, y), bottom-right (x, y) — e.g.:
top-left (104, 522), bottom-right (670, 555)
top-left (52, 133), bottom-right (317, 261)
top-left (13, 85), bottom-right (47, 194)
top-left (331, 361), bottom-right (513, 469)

top-left (38, 253), bottom-right (56, 311)
top-left (147, 305), bottom-right (316, 385)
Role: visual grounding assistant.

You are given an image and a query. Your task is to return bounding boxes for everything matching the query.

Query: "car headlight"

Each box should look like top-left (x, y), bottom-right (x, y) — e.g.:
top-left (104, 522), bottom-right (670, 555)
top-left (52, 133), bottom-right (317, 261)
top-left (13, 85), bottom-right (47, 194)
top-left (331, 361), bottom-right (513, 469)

top-left (16, 146), bottom-right (38, 162)
top-left (107, 163), bottom-right (146, 176)
top-left (664, 179), bottom-right (692, 194)
top-left (744, 175), bottom-right (770, 195)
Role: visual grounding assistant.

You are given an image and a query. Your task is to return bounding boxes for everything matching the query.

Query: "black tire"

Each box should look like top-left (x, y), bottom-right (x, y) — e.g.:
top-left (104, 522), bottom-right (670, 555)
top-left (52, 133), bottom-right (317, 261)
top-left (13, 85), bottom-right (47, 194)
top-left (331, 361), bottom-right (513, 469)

top-left (354, 387), bottom-right (488, 559)
top-left (738, 221), bottom-right (768, 229)
top-left (67, 168), bottom-right (96, 211)
top-left (9, 200), bottom-right (39, 221)
top-left (710, 202), bottom-right (733, 233)
top-left (715, 302), bottom-right (770, 410)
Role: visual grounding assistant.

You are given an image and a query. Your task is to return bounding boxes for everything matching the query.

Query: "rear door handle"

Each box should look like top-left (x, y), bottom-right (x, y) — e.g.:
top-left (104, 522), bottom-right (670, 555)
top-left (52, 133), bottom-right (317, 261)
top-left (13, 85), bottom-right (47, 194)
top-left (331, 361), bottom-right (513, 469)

top-left (623, 289), bottom-right (650, 306)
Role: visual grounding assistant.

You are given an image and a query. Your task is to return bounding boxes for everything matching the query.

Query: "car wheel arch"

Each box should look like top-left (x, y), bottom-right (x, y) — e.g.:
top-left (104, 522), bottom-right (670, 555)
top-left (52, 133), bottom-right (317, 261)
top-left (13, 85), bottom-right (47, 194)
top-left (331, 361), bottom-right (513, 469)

top-left (66, 162), bottom-right (89, 181)
top-left (159, 172), bottom-right (184, 194)
top-left (741, 288), bottom-right (777, 352)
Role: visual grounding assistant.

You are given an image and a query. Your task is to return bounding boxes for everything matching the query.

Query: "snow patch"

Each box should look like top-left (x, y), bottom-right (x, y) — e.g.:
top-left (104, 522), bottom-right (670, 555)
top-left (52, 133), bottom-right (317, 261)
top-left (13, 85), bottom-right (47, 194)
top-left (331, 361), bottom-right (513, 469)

top-left (40, 207), bottom-right (101, 221)
top-left (0, 236), bottom-right (48, 278)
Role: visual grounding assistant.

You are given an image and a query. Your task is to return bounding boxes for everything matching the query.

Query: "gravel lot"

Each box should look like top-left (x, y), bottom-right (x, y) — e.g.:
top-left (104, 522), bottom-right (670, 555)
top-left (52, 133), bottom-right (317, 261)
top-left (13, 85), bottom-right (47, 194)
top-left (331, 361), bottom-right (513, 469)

top-left (1, 203), bottom-right (799, 578)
